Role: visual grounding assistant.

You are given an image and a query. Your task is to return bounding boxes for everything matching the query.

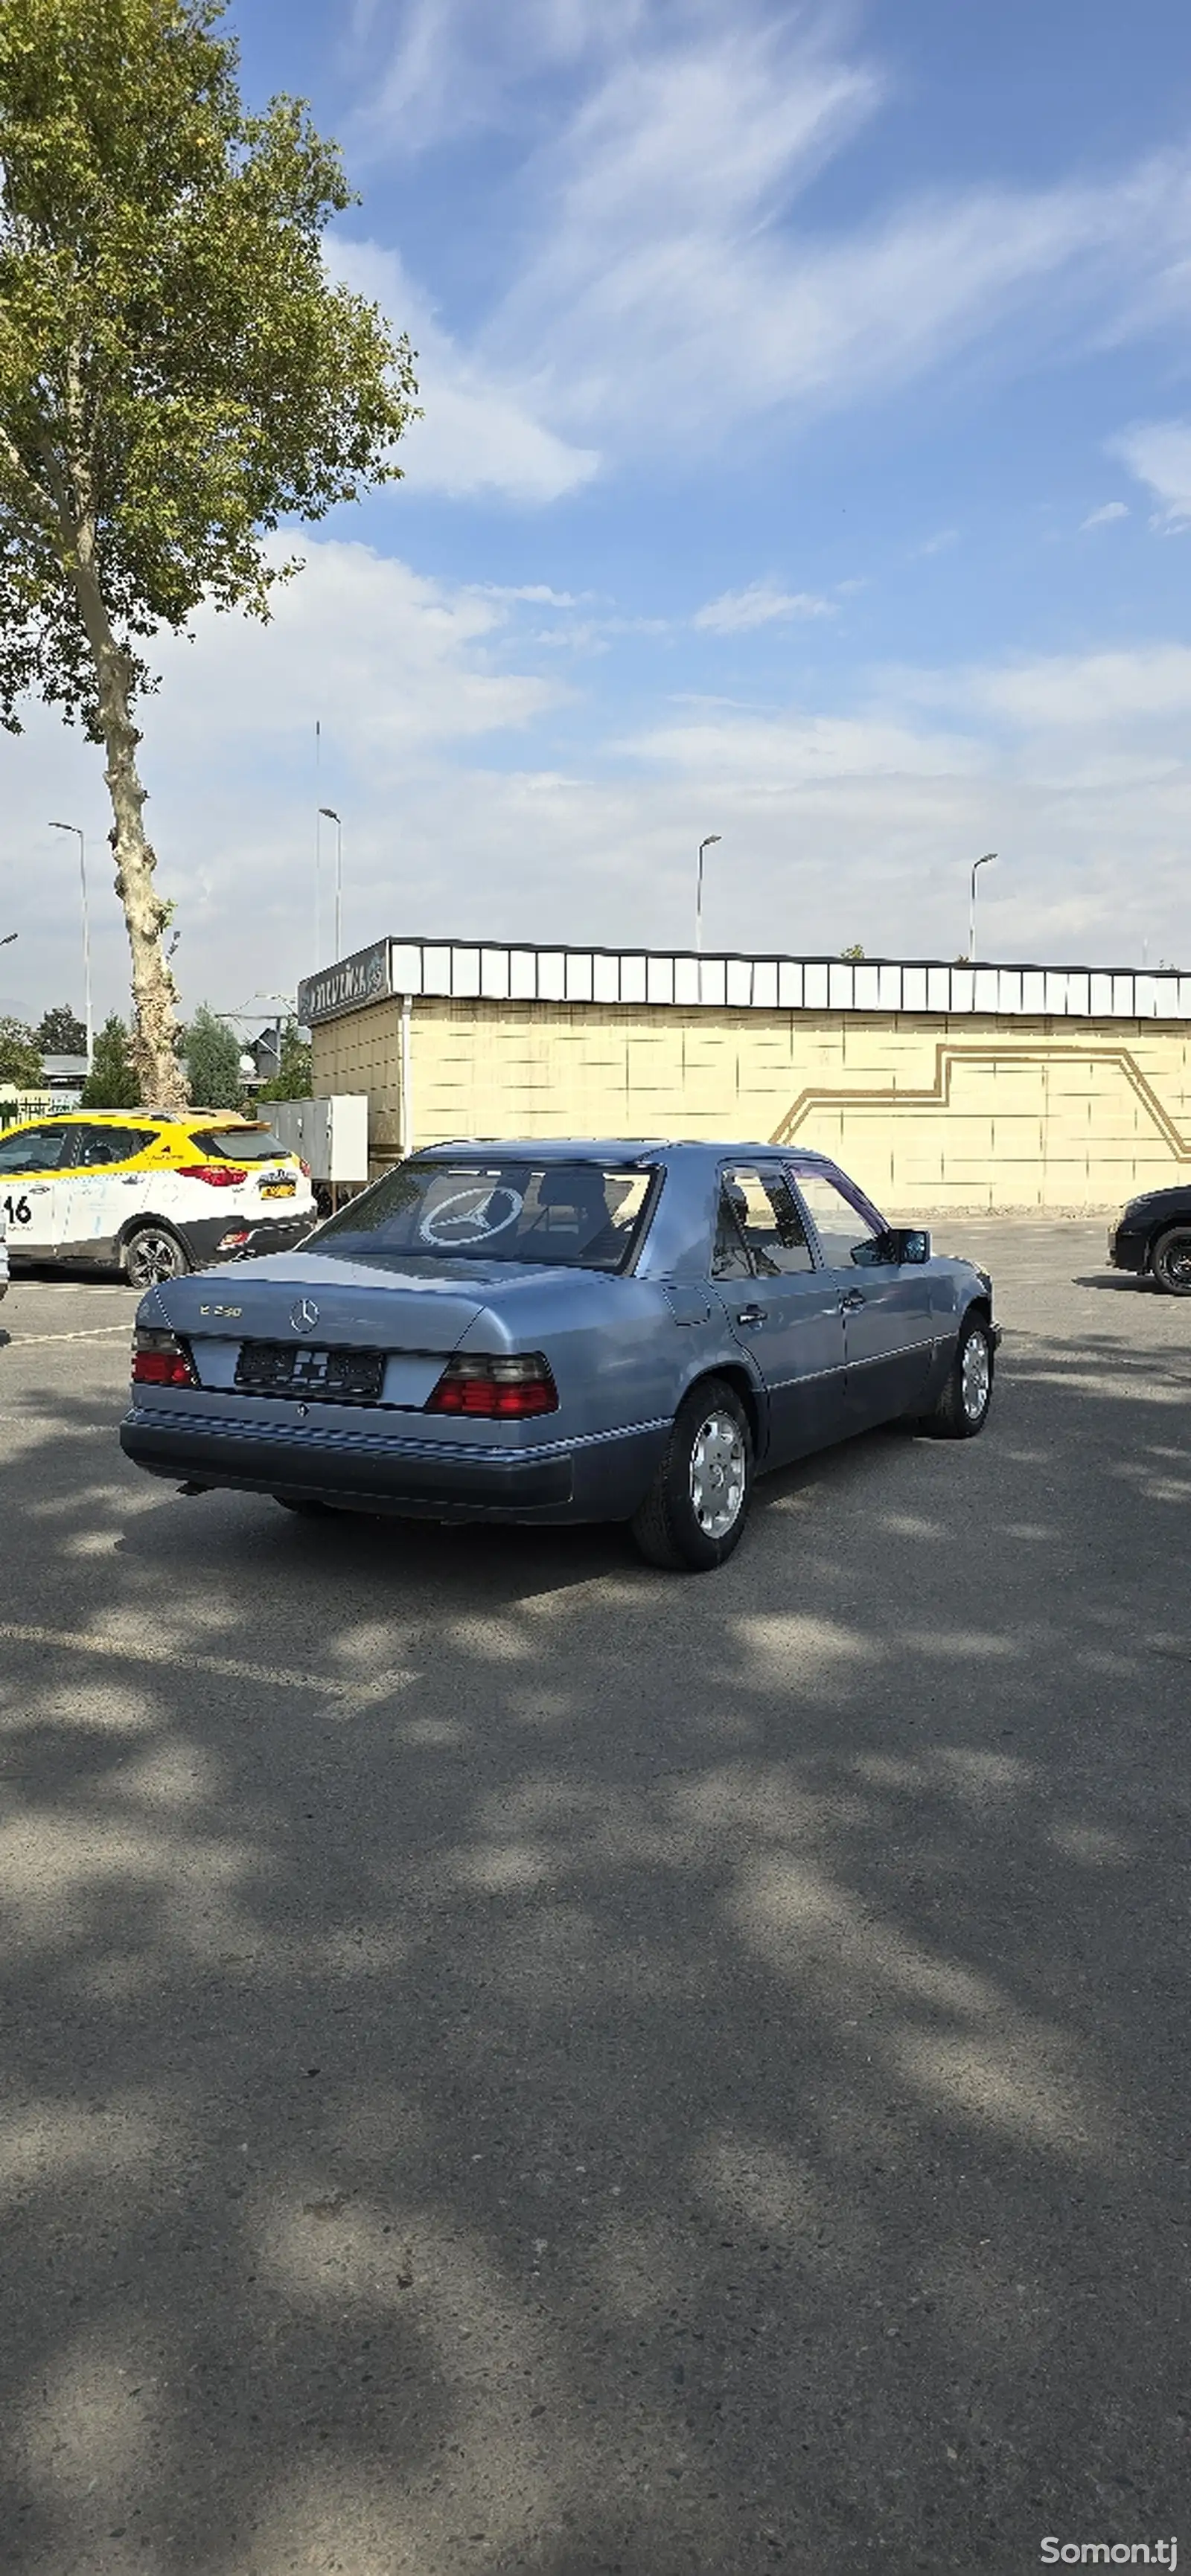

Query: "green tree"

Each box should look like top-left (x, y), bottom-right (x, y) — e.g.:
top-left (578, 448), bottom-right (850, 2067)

top-left (79, 1010), bottom-right (139, 1105)
top-left (256, 1020), bottom-right (311, 1101)
top-left (36, 1000), bottom-right (87, 1051)
top-left (0, 1013), bottom-right (43, 1084)
top-left (184, 1002), bottom-right (243, 1109)
top-left (840, 943), bottom-right (866, 961)
top-left (0, 0), bottom-right (418, 1109)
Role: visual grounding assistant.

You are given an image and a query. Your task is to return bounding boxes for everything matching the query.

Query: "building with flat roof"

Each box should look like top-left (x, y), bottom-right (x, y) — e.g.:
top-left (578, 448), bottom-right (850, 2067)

top-left (299, 935), bottom-right (1191, 1213)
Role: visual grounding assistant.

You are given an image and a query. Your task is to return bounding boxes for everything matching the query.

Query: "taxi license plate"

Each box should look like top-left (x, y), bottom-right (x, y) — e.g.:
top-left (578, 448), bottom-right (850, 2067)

top-left (260, 1179), bottom-right (296, 1198)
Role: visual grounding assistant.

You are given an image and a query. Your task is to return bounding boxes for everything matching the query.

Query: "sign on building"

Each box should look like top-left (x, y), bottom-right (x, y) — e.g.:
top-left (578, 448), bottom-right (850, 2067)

top-left (297, 938), bottom-right (392, 1029)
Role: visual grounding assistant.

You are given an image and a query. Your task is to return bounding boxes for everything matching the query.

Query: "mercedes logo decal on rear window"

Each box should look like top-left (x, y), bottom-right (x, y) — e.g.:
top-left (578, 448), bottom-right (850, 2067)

top-left (290, 1297), bottom-right (320, 1333)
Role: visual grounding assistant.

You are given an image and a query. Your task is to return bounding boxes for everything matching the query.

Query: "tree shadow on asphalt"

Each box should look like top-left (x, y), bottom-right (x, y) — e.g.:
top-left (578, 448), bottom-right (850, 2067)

top-left (1, 1336), bottom-right (1189, 2576)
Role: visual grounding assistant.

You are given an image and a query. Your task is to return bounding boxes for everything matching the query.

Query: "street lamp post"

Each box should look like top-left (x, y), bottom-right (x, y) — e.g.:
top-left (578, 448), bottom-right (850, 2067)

top-left (49, 822), bottom-right (94, 1068)
top-left (319, 807), bottom-right (343, 960)
top-left (696, 834), bottom-right (721, 954)
top-left (968, 851), bottom-right (996, 964)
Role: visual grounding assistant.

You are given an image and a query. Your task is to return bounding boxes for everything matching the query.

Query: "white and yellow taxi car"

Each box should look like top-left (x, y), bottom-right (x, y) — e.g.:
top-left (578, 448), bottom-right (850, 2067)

top-left (0, 1109), bottom-right (317, 1288)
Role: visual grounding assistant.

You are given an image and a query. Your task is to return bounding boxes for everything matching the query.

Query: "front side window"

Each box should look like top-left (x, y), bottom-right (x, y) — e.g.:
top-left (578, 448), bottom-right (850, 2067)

top-left (713, 1167), bottom-right (814, 1278)
top-left (313, 1160), bottom-right (656, 1271)
top-left (791, 1167), bottom-right (883, 1268)
top-left (0, 1124), bottom-right (69, 1175)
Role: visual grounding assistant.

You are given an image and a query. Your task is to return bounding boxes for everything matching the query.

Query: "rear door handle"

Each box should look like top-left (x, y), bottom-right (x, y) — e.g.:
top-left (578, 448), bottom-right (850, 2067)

top-left (840, 1288), bottom-right (866, 1311)
top-left (735, 1304), bottom-right (766, 1328)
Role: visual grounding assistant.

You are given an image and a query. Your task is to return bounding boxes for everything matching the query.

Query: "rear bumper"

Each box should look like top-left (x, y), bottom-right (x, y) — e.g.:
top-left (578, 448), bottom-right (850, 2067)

top-left (119, 1406), bottom-right (667, 1525)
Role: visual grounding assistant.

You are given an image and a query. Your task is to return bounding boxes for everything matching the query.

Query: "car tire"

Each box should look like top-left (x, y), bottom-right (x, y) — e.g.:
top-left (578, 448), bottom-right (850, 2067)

top-left (630, 1376), bottom-right (753, 1571)
top-left (122, 1225), bottom-right (190, 1289)
top-left (1150, 1226), bottom-right (1191, 1295)
top-left (925, 1313), bottom-right (994, 1438)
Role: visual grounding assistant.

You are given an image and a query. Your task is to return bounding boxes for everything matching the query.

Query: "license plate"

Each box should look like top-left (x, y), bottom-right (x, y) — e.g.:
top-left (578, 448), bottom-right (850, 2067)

top-left (260, 1180), bottom-right (296, 1198)
top-left (235, 1342), bottom-right (385, 1403)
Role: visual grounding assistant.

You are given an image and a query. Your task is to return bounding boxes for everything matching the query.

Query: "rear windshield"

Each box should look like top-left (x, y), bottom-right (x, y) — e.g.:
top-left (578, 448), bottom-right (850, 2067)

top-left (313, 1160), bottom-right (657, 1270)
top-left (188, 1128), bottom-right (288, 1163)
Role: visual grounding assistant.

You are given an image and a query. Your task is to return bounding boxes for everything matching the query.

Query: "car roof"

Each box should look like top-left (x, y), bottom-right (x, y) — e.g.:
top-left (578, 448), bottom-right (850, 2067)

top-left (8, 1108), bottom-right (257, 1127)
top-left (410, 1138), bottom-right (837, 1166)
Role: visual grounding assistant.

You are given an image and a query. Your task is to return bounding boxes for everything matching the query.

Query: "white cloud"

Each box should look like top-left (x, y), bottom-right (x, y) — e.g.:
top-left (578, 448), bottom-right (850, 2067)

top-left (694, 581), bottom-right (834, 634)
top-left (1080, 500), bottom-right (1129, 530)
top-left (625, 705), bottom-right (980, 784)
top-left (357, 0), bottom-right (651, 153)
top-left (341, 17), bottom-right (1191, 488)
top-left (330, 239), bottom-right (599, 505)
top-left (464, 22), bottom-right (1191, 464)
top-left (1111, 420), bottom-right (1191, 531)
top-left (953, 644), bottom-right (1191, 730)
top-left (6, 592), bottom-right (1191, 1034)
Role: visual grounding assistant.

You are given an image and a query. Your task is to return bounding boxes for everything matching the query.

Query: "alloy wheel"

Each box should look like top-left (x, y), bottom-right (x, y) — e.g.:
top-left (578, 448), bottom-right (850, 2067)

top-left (689, 1410), bottom-right (747, 1539)
top-left (961, 1330), bottom-right (992, 1423)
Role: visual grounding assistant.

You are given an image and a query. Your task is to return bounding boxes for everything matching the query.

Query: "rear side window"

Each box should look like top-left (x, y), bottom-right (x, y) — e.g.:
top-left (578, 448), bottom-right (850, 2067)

top-left (0, 1124), bottom-right (70, 1174)
top-left (188, 1128), bottom-right (287, 1163)
top-left (713, 1167), bottom-right (814, 1278)
top-left (73, 1124), bottom-right (155, 1167)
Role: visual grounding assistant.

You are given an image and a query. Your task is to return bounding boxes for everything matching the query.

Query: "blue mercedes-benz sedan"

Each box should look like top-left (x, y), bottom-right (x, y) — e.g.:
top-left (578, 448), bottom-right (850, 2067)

top-left (120, 1139), bottom-right (999, 1571)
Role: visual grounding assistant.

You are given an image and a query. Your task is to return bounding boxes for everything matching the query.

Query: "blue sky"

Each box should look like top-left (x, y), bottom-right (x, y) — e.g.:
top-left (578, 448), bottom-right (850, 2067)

top-left (7, 0), bottom-right (1191, 1026)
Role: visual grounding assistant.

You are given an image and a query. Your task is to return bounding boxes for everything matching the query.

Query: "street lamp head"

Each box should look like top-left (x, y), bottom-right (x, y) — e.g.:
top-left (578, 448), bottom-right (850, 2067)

top-left (0, 931), bottom-right (17, 947)
top-left (319, 806), bottom-right (341, 824)
top-left (700, 833), bottom-right (721, 852)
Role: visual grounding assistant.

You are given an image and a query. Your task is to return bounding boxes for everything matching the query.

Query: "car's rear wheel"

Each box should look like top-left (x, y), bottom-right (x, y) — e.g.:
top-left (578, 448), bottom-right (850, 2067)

top-left (123, 1225), bottom-right (189, 1289)
top-left (1150, 1226), bottom-right (1191, 1295)
top-left (926, 1313), bottom-right (994, 1438)
top-left (630, 1376), bottom-right (753, 1571)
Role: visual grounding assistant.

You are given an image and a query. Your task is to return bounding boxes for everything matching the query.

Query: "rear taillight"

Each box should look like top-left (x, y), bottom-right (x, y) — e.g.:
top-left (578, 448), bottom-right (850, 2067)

top-left (299, 1159), bottom-right (311, 1178)
top-left (426, 1353), bottom-right (558, 1419)
top-left (176, 1165), bottom-right (248, 1188)
top-left (132, 1329), bottom-right (198, 1388)
top-left (217, 1228), bottom-right (251, 1252)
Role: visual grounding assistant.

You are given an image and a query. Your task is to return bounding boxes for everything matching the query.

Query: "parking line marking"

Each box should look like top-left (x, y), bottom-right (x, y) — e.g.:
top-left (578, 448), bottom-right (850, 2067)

top-left (0, 1621), bottom-right (410, 1705)
top-left (3, 1326), bottom-right (132, 1346)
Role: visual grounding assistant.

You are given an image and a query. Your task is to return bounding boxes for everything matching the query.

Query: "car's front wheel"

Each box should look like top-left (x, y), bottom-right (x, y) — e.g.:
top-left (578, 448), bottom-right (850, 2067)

top-left (123, 1225), bottom-right (189, 1289)
top-left (630, 1376), bottom-right (753, 1571)
top-left (1150, 1226), bottom-right (1191, 1295)
top-left (926, 1313), bottom-right (994, 1438)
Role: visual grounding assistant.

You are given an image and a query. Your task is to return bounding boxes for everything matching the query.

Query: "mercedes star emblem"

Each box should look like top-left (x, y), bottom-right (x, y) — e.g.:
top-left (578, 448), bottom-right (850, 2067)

top-left (290, 1297), bottom-right (320, 1333)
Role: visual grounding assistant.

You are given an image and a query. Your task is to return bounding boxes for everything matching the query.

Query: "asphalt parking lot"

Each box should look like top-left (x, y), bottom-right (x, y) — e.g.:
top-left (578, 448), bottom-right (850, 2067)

top-left (1, 1222), bottom-right (1188, 2576)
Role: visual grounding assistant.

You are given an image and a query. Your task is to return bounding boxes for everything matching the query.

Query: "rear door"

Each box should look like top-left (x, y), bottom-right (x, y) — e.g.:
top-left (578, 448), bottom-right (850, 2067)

top-left (57, 1122), bottom-right (160, 1257)
top-left (712, 1164), bottom-right (847, 1465)
top-left (789, 1162), bottom-right (934, 1430)
top-left (0, 1121), bottom-right (74, 1256)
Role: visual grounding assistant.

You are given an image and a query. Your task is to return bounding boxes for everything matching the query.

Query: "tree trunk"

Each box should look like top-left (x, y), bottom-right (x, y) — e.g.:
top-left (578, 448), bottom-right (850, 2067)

top-left (70, 557), bottom-right (187, 1111)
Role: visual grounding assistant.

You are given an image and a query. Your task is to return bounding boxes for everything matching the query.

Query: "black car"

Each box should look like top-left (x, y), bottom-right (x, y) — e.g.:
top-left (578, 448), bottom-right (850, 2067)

top-left (1108, 1190), bottom-right (1191, 1293)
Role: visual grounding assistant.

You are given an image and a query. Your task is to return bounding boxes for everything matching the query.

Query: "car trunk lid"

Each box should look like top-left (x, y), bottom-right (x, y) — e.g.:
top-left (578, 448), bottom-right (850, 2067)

top-left (147, 1254), bottom-right (490, 1409)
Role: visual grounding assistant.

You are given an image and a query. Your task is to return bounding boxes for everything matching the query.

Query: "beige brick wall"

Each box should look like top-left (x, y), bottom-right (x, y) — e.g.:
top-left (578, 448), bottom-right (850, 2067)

top-left (313, 997), bottom-right (1191, 1211)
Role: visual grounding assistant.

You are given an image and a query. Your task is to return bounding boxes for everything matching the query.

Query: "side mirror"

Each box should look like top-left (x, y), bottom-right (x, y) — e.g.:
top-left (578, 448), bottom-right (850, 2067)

top-left (852, 1227), bottom-right (933, 1267)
